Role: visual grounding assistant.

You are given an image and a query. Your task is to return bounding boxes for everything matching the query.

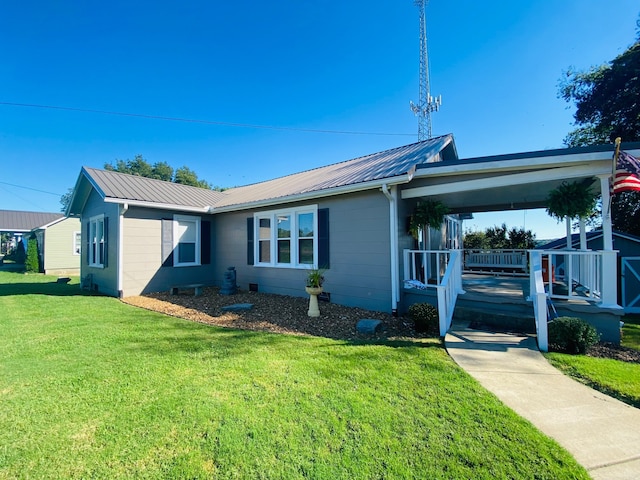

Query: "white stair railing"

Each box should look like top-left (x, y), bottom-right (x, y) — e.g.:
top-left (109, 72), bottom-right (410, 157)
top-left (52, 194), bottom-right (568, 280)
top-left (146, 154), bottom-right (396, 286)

top-left (403, 249), bottom-right (464, 336)
top-left (528, 251), bottom-right (548, 352)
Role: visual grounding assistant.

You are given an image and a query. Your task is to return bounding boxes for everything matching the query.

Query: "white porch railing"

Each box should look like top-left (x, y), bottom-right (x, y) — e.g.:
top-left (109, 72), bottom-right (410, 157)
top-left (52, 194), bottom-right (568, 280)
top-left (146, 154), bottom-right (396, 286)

top-left (537, 249), bottom-right (612, 303)
top-left (403, 249), bottom-right (464, 336)
top-left (464, 249), bottom-right (528, 274)
top-left (529, 251), bottom-right (548, 352)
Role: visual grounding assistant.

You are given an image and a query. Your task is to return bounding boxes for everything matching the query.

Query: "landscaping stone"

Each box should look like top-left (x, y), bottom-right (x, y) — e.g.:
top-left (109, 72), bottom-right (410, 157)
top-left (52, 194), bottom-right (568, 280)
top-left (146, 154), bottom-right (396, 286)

top-left (221, 303), bottom-right (254, 312)
top-left (356, 319), bottom-right (383, 334)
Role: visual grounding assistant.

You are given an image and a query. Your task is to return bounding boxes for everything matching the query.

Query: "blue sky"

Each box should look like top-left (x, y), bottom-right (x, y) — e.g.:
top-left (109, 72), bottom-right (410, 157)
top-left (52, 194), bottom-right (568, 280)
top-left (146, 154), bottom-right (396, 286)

top-left (1, 0), bottom-right (638, 239)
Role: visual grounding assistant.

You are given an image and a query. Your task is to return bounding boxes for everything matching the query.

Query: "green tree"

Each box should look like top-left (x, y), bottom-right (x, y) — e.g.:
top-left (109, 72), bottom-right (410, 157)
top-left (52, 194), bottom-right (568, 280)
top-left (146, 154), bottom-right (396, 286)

top-left (174, 166), bottom-right (211, 189)
top-left (464, 224), bottom-right (536, 250)
top-left (25, 235), bottom-right (40, 273)
top-left (60, 187), bottom-right (74, 213)
top-left (560, 28), bottom-right (640, 236)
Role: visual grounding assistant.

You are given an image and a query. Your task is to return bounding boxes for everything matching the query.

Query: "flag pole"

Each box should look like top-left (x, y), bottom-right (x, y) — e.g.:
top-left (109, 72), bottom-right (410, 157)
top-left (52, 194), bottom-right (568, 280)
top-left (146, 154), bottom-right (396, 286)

top-left (607, 137), bottom-right (622, 225)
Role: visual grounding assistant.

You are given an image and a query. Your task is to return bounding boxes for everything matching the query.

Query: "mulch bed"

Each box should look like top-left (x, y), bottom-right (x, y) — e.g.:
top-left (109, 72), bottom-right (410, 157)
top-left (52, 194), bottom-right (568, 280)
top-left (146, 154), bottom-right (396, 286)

top-left (587, 342), bottom-right (640, 364)
top-left (123, 287), bottom-right (426, 342)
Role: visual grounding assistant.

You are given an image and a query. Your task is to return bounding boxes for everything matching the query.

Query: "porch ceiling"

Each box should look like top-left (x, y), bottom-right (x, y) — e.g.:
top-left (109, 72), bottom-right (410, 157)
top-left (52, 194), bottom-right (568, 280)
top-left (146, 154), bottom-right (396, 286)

top-left (399, 145), bottom-right (635, 214)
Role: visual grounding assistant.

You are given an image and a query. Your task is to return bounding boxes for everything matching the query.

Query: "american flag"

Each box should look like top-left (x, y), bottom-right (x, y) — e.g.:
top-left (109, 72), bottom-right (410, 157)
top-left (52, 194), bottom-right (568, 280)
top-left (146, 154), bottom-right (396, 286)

top-left (613, 150), bottom-right (640, 194)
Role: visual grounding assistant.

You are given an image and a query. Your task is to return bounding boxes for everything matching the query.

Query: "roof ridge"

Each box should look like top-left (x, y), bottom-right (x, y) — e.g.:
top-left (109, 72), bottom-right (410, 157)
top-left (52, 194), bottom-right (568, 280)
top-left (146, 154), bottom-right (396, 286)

top-left (225, 135), bottom-right (451, 192)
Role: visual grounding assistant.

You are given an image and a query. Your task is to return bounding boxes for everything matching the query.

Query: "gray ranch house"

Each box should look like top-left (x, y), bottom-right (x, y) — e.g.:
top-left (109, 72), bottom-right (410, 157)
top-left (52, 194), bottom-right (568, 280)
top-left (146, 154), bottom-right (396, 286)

top-left (67, 136), bottom-right (640, 349)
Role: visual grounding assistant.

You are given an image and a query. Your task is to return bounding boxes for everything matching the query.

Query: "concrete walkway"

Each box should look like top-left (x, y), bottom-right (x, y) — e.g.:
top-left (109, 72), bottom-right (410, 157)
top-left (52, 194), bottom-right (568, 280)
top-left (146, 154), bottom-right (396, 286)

top-left (445, 322), bottom-right (640, 480)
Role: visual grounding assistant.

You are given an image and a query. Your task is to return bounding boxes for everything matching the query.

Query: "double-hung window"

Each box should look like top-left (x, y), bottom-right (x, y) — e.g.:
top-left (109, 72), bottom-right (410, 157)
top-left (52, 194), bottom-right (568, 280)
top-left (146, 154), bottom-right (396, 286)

top-left (73, 231), bottom-right (81, 255)
top-left (255, 206), bottom-right (317, 268)
top-left (173, 214), bottom-right (201, 266)
top-left (89, 215), bottom-right (105, 267)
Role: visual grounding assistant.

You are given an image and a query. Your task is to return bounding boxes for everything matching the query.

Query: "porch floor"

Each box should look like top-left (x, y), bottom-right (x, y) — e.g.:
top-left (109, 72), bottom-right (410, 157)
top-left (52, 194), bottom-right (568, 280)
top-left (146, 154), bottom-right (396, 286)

top-left (461, 274), bottom-right (530, 302)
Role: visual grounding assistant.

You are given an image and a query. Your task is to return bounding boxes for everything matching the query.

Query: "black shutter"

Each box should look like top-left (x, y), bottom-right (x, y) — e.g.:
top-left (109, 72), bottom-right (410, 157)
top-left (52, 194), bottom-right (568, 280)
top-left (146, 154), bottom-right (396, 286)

top-left (201, 220), bottom-right (211, 265)
top-left (247, 217), bottom-right (254, 265)
top-left (161, 219), bottom-right (173, 267)
top-left (318, 208), bottom-right (329, 269)
top-left (103, 217), bottom-right (109, 268)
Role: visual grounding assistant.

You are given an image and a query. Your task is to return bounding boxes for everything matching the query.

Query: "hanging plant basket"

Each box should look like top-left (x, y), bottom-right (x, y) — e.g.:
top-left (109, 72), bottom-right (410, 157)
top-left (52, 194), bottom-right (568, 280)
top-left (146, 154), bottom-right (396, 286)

top-left (545, 178), bottom-right (597, 222)
top-left (409, 200), bottom-right (449, 238)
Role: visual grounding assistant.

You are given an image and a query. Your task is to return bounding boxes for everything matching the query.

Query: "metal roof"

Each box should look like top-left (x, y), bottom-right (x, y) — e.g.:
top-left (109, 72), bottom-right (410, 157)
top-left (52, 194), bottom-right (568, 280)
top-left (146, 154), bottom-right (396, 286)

top-left (75, 136), bottom-right (454, 212)
top-left (0, 210), bottom-right (64, 232)
top-left (215, 135), bottom-right (454, 209)
top-left (82, 167), bottom-right (227, 209)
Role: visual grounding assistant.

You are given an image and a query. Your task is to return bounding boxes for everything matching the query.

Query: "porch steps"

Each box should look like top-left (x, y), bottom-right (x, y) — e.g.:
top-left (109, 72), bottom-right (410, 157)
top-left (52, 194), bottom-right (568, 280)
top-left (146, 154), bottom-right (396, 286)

top-left (453, 292), bottom-right (536, 334)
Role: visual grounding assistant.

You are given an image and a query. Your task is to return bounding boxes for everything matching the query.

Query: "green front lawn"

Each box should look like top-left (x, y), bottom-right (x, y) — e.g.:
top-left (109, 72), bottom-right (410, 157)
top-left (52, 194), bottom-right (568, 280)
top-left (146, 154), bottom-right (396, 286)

top-left (545, 315), bottom-right (640, 409)
top-left (0, 272), bottom-right (588, 479)
top-left (622, 314), bottom-right (640, 351)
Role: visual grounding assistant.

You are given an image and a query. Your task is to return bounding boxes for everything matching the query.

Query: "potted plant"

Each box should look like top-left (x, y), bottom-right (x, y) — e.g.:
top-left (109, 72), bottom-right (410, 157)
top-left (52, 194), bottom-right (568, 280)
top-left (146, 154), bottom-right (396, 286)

top-left (305, 268), bottom-right (325, 317)
top-left (545, 178), bottom-right (597, 222)
top-left (409, 199), bottom-right (449, 240)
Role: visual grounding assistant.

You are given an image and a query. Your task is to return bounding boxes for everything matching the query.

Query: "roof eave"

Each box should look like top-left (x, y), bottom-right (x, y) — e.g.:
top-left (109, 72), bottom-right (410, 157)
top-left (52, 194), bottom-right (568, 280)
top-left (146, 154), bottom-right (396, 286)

top-left (103, 198), bottom-right (210, 213)
top-left (209, 174), bottom-right (414, 214)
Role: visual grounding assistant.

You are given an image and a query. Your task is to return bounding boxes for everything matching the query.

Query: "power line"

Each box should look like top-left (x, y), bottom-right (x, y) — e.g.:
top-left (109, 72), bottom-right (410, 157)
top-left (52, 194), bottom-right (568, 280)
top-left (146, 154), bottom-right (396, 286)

top-left (0, 181), bottom-right (63, 196)
top-left (0, 101), bottom-right (415, 137)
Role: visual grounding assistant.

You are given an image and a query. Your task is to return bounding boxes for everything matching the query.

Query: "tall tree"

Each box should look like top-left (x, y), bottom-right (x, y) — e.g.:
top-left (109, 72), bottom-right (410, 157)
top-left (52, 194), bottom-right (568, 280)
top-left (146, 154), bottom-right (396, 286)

top-left (174, 166), bottom-right (211, 189)
top-left (559, 27), bottom-right (640, 236)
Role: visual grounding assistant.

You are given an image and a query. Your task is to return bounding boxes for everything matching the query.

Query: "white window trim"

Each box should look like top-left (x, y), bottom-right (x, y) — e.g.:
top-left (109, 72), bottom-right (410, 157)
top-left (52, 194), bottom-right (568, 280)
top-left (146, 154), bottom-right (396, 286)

top-left (88, 215), bottom-right (105, 268)
top-left (173, 214), bottom-right (201, 267)
top-left (73, 231), bottom-right (81, 256)
top-left (254, 205), bottom-right (318, 269)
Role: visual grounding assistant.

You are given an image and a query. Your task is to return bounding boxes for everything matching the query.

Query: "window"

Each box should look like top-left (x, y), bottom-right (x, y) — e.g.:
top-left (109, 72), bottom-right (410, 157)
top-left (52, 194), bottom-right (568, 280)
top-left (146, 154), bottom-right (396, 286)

top-left (89, 216), bottom-right (105, 267)
top-left (254, 206), bottom-right (317, 268)
top-left (73, 231), bottom-right (81, 255)
top-left (173, 214), bottom-right (201, 266)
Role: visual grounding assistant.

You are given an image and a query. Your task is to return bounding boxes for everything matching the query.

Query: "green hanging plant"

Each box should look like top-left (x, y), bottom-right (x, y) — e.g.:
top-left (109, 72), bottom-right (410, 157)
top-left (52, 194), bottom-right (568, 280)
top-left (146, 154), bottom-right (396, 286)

top-left (545, 178), bottom-right (597, 222)
top-left (409, 200), bottom-right (449, 239)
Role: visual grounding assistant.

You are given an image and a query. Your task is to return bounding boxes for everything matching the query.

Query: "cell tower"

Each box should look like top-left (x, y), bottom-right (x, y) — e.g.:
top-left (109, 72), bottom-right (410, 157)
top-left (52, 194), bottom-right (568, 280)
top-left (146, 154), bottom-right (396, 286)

top-left (410, 0), bottom-right (441, 140)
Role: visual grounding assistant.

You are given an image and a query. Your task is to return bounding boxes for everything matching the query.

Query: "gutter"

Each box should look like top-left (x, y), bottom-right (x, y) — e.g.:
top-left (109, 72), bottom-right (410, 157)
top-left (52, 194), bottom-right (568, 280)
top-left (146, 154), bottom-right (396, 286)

top-left (117, 203), bottom-right (129, 298)
top-left (104, 198), bottom-right (210, 214)
top-left (209, 174), bottom-right (414, 214)
top-left (381, 183), bottom-right (400, 315)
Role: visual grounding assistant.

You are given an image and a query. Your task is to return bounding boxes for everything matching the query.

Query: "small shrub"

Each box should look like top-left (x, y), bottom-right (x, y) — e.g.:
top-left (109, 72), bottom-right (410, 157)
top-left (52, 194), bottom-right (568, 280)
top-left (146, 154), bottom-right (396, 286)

top-left (548, 316), bottom-right (600, 354)
top-left (408, 303), bottom-right (439, 334)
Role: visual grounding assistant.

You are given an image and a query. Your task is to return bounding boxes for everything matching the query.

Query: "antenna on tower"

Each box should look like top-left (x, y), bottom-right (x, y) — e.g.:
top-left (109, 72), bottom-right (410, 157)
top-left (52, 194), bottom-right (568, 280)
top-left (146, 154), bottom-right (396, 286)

top-left (410, 0), bottom-right (441, 140)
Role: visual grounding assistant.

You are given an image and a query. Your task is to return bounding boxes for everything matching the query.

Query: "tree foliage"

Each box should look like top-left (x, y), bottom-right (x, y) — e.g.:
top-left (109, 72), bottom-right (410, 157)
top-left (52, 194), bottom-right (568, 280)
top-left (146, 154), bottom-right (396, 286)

top-left (25, 235), bottom-right (40, 273)
top-left (560, 40), bottom-right (640, 146)
top-left (463, 223), bottom-right (536, 250)
top-left (559, 28), bottom-right (640, 236)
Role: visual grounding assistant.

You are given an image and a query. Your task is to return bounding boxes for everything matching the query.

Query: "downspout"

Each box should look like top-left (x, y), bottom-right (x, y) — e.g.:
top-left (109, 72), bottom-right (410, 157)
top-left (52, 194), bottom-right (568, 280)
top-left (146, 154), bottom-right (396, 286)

top-left (117, 203), bottom-right (129, 298)
top-left (382, 184), bottom-right (399, 315)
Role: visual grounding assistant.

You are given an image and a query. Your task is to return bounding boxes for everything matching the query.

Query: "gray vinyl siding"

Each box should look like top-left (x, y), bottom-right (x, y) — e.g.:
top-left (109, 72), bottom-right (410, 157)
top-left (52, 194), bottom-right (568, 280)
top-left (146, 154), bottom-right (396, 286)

top-left (80, 191), bottom-right (120, 297)
top-left (213, 190), bottom-right (393, 312)
top-left (41, 218), bottom-right (81, 275)
top-left (121, 207), bottom-right (216, 297)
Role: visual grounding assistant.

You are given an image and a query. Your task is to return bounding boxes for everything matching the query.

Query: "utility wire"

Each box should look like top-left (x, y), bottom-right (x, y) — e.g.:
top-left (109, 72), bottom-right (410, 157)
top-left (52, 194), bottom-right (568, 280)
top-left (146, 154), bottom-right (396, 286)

top-left (0, 101), bottom-right (415, 137)
top-left (0, 180), bottom-right (62, 196)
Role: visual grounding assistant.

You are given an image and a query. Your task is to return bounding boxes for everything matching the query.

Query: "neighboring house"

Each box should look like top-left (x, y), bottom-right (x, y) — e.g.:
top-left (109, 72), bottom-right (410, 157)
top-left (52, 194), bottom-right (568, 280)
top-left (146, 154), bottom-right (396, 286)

top-left (0, 209), bottom-right (81, 274)
top-left (32, 217), bottom-right (82, 275)
top-left (66, 136), bottom-right (639, 334)
top-left (539, 231), bottom-right (640, 313)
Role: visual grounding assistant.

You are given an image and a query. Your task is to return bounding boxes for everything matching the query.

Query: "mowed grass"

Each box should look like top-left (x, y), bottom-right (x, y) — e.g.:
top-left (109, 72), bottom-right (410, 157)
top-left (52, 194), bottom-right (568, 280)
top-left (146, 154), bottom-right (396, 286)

top-left (545, 315), bottom-right (640, 408)
top-left (0, 272), bottom-right (588, 479)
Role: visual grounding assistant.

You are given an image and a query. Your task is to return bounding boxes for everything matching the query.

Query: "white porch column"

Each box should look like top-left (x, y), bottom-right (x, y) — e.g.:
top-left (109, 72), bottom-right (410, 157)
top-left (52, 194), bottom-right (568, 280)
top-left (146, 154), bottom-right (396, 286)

top-left (600, 250), bottom-right (620, 308)
top-left (579, 218), bottom-right (587, 250)
top-left (599, 175), bottom-right (614, 251)
top-left (565, 217), bottom-right (572, 250)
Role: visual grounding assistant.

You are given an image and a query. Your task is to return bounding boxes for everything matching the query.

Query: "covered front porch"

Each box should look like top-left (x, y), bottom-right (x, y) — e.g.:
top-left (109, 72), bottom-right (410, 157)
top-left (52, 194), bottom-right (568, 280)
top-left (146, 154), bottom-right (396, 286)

top-left (394, 143), bottom-right (639, 350)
